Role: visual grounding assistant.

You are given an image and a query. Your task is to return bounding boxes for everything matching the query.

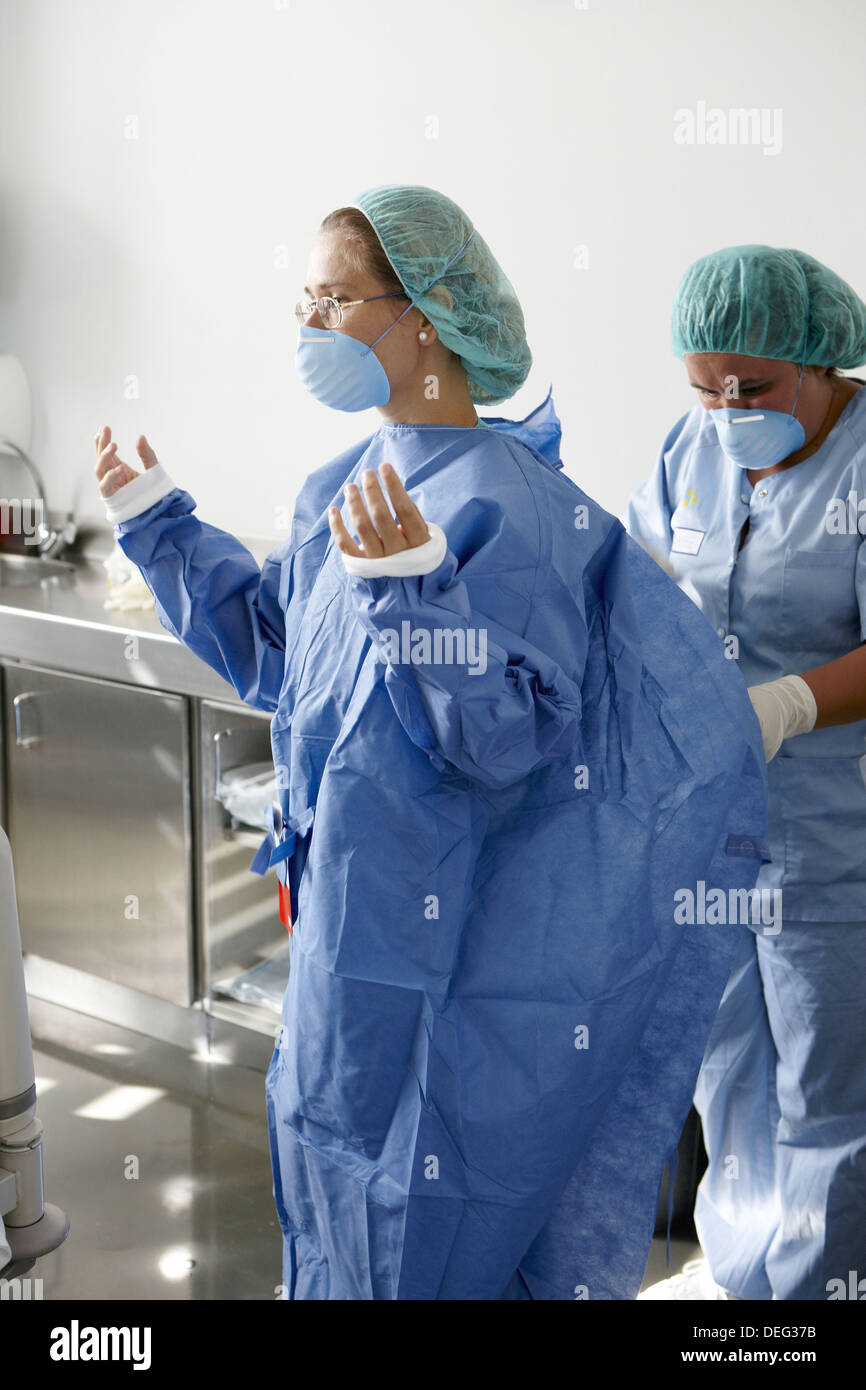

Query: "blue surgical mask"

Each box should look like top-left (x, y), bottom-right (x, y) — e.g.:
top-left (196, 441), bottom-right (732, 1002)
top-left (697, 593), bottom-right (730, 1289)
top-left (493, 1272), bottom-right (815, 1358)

top-left (710, 367), bottom-right (806, 469)
top-left (295, 324), bottom-right (392, 412)
top-left (295, 230), bottom-right (476, 413)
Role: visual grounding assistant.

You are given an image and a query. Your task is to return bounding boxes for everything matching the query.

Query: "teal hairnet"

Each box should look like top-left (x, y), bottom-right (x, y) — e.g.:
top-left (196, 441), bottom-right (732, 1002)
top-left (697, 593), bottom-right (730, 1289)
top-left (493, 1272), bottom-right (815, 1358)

top-left (350, 184), bottom-right (531, 405)
top-left (671, 245), bottom-right (866, 369)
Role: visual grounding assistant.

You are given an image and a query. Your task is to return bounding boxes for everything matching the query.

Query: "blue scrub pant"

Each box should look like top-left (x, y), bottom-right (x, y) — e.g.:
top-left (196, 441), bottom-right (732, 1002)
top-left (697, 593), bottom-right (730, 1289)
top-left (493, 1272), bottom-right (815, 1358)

top-left (693, 920), bottom-right (866, 1300)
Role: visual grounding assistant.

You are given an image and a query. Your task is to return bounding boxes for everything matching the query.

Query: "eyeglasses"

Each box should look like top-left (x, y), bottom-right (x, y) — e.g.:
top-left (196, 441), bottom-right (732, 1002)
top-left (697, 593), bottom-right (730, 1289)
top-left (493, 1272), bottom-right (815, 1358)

top-left (294, 292), bottom-right (407, 330)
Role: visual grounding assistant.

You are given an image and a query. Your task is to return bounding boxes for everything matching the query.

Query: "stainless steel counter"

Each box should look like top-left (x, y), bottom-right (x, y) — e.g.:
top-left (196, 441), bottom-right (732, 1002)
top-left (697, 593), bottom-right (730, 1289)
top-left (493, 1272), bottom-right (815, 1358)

top-left (0, 520), bottom-right (282, 1068)
top-left (0, 520), bottom-right (271, 703)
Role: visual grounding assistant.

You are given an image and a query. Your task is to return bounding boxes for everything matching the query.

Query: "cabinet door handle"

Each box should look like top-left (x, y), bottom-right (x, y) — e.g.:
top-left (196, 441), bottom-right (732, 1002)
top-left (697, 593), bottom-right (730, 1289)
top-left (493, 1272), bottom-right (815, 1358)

top-left (12, 692), bottom-right (40, 748)
top-left (212, 728), bottom-right (233, 797)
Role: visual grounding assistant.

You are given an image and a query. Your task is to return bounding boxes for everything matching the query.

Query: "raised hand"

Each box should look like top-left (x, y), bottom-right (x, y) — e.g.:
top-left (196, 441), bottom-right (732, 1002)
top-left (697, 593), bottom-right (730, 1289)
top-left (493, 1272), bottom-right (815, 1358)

top-left (328, 463), bottom-right (431, 559)
top-left (94, 426), bottom-right (160, 500)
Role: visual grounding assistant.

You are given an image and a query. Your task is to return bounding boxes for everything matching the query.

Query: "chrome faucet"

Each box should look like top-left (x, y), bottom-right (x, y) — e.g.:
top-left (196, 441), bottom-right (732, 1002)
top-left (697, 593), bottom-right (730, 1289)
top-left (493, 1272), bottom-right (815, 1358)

top-left (0, 437), bottom-right (77, 559)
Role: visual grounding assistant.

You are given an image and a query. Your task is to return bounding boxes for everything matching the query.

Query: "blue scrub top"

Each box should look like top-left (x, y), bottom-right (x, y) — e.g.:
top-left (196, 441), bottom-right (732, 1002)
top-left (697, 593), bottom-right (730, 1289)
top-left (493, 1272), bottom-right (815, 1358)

top-left (626, 386), bottom-right (866, 921)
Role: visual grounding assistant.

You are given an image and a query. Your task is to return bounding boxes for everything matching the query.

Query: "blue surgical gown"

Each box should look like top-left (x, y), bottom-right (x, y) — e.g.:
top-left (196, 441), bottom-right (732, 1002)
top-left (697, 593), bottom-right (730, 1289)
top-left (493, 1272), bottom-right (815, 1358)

top-left (627, 389), bottom-right (866, 921)
top-left (115, 408), bottom-right (768, 1299)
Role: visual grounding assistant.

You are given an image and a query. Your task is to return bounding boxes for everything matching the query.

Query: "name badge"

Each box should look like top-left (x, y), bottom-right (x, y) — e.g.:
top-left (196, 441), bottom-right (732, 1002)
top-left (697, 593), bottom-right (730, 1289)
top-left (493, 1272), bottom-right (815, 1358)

top-left (671, 527), bottom-right (705, 556)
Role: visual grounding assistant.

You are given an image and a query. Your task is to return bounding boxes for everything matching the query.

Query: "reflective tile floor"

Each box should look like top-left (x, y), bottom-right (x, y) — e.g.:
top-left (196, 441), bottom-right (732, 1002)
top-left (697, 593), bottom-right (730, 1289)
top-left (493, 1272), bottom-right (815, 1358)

top-left (10, 998), bottom-right (699, 1300)
top-left (16, 999), bottom-right (282, 1301)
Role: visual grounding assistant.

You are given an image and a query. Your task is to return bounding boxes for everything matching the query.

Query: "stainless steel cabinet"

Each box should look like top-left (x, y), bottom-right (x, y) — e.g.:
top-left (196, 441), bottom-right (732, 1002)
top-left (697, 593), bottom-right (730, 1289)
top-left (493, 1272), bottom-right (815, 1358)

top-left (3, 660), bottom-right (193, 1005)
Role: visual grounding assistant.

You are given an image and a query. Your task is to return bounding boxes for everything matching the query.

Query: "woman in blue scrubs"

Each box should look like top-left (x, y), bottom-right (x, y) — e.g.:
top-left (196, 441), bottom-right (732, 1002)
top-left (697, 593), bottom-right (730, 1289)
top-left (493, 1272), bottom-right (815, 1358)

top-left (629, 245), bottom-right (866, 1301)
top-left (93, 189), bottom-right (767, 1299)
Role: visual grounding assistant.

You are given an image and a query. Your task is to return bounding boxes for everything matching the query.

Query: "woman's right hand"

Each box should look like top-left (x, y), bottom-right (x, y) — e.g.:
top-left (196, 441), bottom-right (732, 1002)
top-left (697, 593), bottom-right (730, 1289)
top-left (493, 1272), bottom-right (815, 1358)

top-left (94, 426), bottom-right (160, 499)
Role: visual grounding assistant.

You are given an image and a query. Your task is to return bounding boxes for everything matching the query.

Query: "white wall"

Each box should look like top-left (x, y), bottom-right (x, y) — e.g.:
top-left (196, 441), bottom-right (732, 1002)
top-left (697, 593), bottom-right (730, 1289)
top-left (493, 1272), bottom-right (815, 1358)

top-left (1, 0), bottom-right (865, 541)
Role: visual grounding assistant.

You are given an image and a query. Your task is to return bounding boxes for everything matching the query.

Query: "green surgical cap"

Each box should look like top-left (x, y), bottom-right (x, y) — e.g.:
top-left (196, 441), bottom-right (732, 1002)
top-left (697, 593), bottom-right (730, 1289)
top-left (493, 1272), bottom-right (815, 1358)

top-left (671, 245), bottom-right (866, 369)
top-left (351, 184), bottom-right (531, 405)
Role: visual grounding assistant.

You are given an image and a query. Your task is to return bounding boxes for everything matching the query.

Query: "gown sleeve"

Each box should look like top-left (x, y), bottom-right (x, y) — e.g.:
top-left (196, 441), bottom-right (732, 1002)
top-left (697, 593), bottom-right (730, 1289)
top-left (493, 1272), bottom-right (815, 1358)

top-left (344, 496), bottom-right (586, 792)
top-left (114, 487), bottom-right (290, 712)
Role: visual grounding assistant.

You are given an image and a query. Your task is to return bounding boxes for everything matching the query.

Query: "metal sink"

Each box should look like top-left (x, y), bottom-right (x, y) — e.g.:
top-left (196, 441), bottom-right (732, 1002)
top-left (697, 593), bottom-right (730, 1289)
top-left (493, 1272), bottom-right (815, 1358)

top-left (0, 553), bottom-right (78, 587)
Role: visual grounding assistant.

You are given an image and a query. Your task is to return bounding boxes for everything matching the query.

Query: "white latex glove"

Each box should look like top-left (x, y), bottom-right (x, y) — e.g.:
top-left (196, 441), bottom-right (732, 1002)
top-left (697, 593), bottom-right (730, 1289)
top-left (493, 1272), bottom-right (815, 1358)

top-left (748, 675), bottom-right (818, 762)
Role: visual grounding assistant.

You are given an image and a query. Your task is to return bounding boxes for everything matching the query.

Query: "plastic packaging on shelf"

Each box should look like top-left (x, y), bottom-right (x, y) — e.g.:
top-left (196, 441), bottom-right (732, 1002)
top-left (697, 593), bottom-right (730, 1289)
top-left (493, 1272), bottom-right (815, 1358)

top-left (215, 761), bottom-right (278, 831)
top-left (212, 949), bottom-right (290, 1014)
top-left (103, 541), bottom-right (155, 611)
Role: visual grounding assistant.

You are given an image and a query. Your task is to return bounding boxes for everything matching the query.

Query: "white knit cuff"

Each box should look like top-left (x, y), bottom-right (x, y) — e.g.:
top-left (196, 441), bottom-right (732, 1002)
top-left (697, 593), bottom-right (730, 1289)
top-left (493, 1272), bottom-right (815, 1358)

top-left (341, 521), bottom-right (448, 578)
top-left (104, 463), bottom-right (178, 524)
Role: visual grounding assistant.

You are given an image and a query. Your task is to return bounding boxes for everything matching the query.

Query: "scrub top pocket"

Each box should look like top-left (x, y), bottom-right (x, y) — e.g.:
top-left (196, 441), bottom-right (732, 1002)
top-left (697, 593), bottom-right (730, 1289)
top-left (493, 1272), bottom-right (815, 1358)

top-left (779, 548), bottom-right (859, 657)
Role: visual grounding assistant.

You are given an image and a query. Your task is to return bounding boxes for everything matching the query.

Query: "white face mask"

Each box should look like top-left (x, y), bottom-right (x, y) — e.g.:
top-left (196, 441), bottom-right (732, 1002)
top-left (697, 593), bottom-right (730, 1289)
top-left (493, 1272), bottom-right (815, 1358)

top-left (710, 367), bottom-right (806, 469)
top-left (295, 324), bottom-right (393, 413)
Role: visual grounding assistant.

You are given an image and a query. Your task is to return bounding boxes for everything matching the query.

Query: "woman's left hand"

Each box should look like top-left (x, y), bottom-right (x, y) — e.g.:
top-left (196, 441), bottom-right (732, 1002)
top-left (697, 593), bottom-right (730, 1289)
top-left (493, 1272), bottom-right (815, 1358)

top-left (329, 464), bottom-right (431, 559)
